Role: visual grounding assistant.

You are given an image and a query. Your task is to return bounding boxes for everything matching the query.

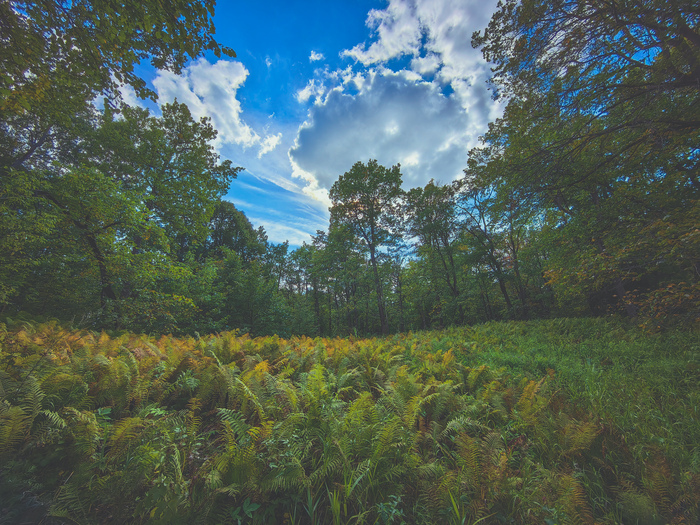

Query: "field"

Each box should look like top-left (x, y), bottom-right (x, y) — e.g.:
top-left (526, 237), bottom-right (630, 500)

top-left (1, 318), bottom-right (698, 524)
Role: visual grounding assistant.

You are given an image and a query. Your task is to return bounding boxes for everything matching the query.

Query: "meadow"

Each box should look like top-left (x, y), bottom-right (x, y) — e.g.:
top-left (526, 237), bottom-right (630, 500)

top-left (1, 317), bottom-right (698, 524)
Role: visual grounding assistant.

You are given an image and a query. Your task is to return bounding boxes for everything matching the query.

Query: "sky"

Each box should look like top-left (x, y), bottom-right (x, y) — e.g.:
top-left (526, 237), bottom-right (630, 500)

top-left (127, 0), bottom-right (504, 247)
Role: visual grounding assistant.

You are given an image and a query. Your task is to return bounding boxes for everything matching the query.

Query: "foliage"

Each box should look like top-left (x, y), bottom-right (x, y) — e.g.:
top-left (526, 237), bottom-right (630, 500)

top-left (1, 318), bottom-right (698, 524)
top-left (330, 160), bottom-right (404, 335)
top-left (467, 0), bottom-right (700, 325)
top-left (1, 0), bottom-right (234, 116)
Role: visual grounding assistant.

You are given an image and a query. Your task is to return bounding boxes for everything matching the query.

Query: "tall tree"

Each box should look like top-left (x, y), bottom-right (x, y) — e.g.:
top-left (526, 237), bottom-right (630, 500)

top-left (329, 160), bottom-right (403, 335)
top-left (0, 0), bottom-right (239, 328)
top-left (473, 0), bottom-right (699, 140)
top-left (470, 0), bottom-right (700, 323)
top-left (1, 0), bottom-right (234, 117)
top-left (405, 180), bottom-right (464, 323)
top-left (204, 201), bottom-right (266, 262)
top-left (1, 102), bottom-right (239, 328)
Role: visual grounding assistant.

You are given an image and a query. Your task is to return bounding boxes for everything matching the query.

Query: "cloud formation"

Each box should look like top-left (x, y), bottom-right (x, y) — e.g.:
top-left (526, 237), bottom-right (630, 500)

top-left (309, 51), bottom-right (325, 62)
top-left (152, 59), bottom-right (282, 158)
top-left (289, 70), bottom-right (481, 190)
top-left (343, 0), bottom-right (497, 88)
top-left (295, 79), bottom-right (326, 104)
top-left (289, 0), bottom-right (503, 193)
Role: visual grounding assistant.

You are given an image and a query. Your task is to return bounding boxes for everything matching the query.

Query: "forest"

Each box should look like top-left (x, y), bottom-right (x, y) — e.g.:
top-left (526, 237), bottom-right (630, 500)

top-left (0, 0), bottom-right (699, 523)
top-left (1, 0), bottom-right (697, 337)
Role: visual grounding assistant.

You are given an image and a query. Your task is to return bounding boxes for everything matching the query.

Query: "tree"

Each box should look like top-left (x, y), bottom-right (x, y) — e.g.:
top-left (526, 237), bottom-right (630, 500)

top-left (0, 0), bottom-right (239, 330)
top-left (84, 102), bottom-right (240, 256)
top-left (1, 102), bottom-right (239, 329)
top-left (457, 184), bottom-right (515, 317)
top-left (1, 0), bottom-right (234, 116)
top-left (329, 160), bottom-right (403, 335)
top-left (473, 0), bottom-right (699, 138)
top-left (205, 201), bottom-right (266, 262)
top-left (470, 0), bottom-right (700, 324)
top-left (405, 180), bottom-right (465, 323)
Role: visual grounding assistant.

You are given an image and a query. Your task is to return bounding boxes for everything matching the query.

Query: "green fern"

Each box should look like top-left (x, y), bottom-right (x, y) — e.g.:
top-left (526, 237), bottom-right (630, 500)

top-left (0, 404), bottom-right (30, 453)
top-left (106, 417), bottom-right (145, 462)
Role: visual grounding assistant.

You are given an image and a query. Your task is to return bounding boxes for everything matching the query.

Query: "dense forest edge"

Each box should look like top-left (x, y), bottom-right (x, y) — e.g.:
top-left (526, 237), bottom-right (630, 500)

top-left (1, 0), bottom-right (698, 337)
top-left (1, 317), bottom-right (698, 523)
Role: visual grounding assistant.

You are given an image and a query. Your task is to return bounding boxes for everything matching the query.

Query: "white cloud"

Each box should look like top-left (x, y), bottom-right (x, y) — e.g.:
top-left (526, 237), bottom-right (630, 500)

top-left (258, 133), bottom-right (282, 158)
top-left (289, 0), bottom-right (504, 198)
top-left (117, 82), bottom-right (142, 108)
top-left (289, 69), bottom-right (483, 191)
top-left (342, 0), bottom-right (422, 65)
top-left (410, 53), bottom-right (441, 75)
top-left (295, 79), bottom-right (326, 104)
top-left (342, 0), bottom-right (498, 103)
top-left (309, 50), bottom-right (325, 62)
top-left (288, 155), bottom-right (333, 208)
top-left (152, 58), bottom-right (282, 154)
top-left (248, 218), bottom-right (318, 247)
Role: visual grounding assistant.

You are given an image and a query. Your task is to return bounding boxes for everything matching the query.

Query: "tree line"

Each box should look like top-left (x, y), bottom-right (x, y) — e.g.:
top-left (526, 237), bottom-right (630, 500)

top-left (1, 0), bottom-right (697, 336)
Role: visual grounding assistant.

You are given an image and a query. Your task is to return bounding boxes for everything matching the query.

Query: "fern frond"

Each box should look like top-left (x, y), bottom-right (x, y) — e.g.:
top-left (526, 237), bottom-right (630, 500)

top-left (18, 375), bottom-right (45, 420)
top-left (235, 376), bottom-right (266, 422)
top-left (561, 419), bottom-right (600, 458)
top-left (556, 473), bottom-right (594, 525)
top-left (50, 480), bottom-right (89, 525)
top-left (441, 415), bottom-right (490, 439)
top-left (455, 432), bottom-right (480, 485)
top-left (371, 416), bottom-right (402, 464)
top-left (218, 409), bottom-right (251, 443)
top-left (644, 455), bottom-right (673, 512)
top-left (0, 405), bottom-right (30, 453)
top-left (186, 398), bottom-right (202, 442)
top-left (106, 417), bottom-right (144, 461)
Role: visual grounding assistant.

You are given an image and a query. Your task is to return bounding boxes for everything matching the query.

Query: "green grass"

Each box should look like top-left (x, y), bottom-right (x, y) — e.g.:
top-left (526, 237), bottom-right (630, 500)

top-left (1, 317), bottom-right (698, 524)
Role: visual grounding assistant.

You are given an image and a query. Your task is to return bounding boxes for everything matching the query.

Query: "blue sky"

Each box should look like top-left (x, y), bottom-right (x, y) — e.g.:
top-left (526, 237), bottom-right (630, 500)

top-left (125, 0), bottom-right (503, 247)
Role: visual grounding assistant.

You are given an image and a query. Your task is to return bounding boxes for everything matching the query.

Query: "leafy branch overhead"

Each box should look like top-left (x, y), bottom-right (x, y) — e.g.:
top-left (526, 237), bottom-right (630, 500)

top-left (0, 0), bottom-right (235, 113)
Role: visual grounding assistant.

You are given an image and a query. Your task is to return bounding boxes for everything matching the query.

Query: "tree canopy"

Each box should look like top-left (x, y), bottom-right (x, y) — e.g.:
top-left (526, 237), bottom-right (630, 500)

top-left (1, 0), bottom-right (697, 335)
top-left (1, 0), bottom-right (235, 114)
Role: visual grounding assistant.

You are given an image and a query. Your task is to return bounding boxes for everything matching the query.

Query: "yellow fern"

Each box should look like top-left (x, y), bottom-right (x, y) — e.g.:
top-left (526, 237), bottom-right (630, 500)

top-left (555, 473), bottom-right (594, 525)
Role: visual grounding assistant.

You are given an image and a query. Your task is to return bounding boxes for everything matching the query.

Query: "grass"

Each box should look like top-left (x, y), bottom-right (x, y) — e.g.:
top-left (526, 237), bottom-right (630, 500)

top-left (0, 316), bottom-right (698, 524)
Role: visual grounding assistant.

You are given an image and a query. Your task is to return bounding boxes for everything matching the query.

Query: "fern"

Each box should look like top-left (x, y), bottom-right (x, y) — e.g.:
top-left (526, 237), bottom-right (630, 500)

top-left (235, 376), bottom-right (266, 423)
top-left (49, 479), bottom-right (89, 525)
top-left (185, 397), bottom-right (202, 446)
top-left (106, 417), bottom-right (144, 462)
top-left (0, 404), bottom-right (30, 453)
top-left (455, 433), bottom-right (480, 486)
top-left (555, 474), bottom-right (594, 525)
top-left (643, 454), bottom-right (673, 513)
top-left (560, 418), bottom-right (600, 458)
top-left (18, 375), bottom-right (45, 420)
top-left (217, 409), bottom-right (251, 443)
top-left (441, 415), bottom-right (489, 439)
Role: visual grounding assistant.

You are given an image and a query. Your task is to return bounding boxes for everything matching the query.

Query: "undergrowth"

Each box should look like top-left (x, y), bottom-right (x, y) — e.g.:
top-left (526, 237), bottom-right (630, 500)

top-left (0, 317), bottom-right (698, 524)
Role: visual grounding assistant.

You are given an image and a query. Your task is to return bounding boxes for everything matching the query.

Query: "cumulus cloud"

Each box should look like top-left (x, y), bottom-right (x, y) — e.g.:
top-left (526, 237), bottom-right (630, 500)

top-left (309, 50), bottom-right (325, 62)
top-left (289, 70), bottom-right (483, 191)
top-left (289, 0), bottom-right (503, 197)
top-left (295, 79), bottom-right (327, 104)
top-left (152, 58), bottom-right (281, 156)
top-left (342, 0), bottom-right (498, 101)
top-left (410, 53), bottom-right (441, 75)
top-left (342, 0), bottom-right (422, 65)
